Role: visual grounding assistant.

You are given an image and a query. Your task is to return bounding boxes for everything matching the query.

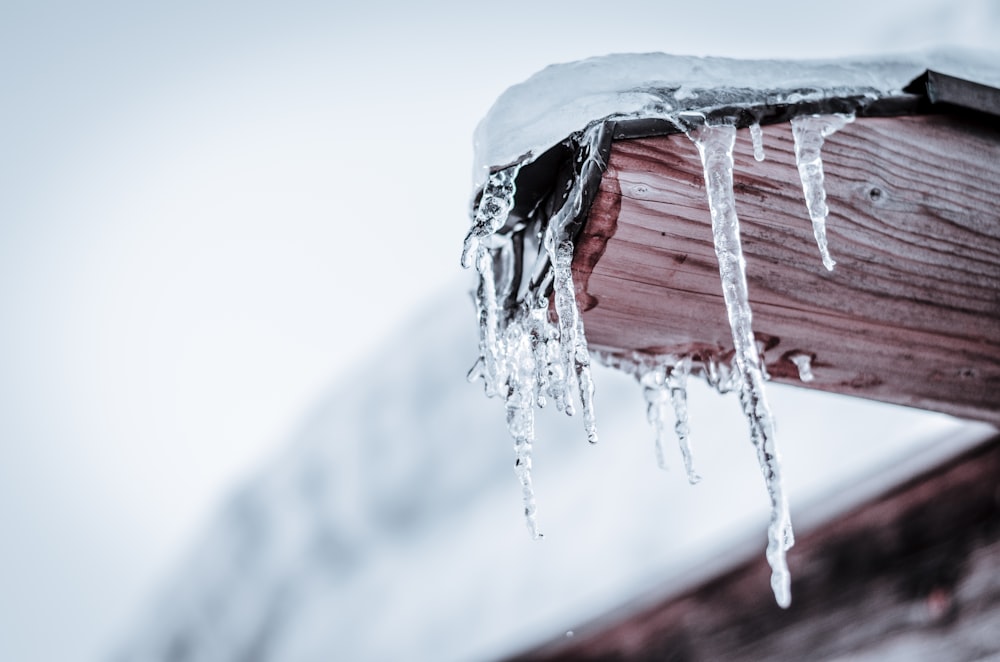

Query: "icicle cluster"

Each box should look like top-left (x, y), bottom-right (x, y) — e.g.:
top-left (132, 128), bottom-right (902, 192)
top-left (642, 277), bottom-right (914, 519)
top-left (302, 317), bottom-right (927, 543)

top-left (466, 110), bottom-right (852, 605)
top-left (462, 126), bottom-right (605, 538)
top-left (635, 356), bottom-right (701, 484)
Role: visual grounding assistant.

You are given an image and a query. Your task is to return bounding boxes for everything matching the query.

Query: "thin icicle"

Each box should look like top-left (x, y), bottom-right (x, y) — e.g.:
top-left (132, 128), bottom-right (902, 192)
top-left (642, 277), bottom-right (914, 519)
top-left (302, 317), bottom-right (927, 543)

top-left (639, 364), bottom-right (671, 470)
top-left (689, 123), bottom-right (793, 608)
top-left (462, 129), bottom-right (605, 538)
top-left (667, 357), bottom-right (700, 484)
top-left (633, 356), bottom-right (699, 482)
top-left (526, 300), bottom-right (552, 408)
top-left (575, 315), bottom-right (598, 443)
top-left (789, 352), bottom-right (815, 383)
top-left (703, 353), bottom-right (740, 395)
top-left (791, 113), bottom-right (854, 271)
top-left (550, 239), bottom-right (580, 418)
top-left (504, 321), bottom-right (543, 539)
top-left (749, 122), bottom-right (766, 162)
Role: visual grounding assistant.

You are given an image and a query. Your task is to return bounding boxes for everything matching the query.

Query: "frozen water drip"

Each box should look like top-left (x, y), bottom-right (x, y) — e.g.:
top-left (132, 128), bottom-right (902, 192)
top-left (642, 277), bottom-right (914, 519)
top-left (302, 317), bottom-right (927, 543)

top-left (749, 122), bottom-right (766, 162)
top-left (689, 123), bottom-right (794, 608)
top-left (791, 113), bottom-right (854, 271)
top-left (462, 127), bottom-right (606, 537)
top-left (789, 353), bottom-right (815, 383)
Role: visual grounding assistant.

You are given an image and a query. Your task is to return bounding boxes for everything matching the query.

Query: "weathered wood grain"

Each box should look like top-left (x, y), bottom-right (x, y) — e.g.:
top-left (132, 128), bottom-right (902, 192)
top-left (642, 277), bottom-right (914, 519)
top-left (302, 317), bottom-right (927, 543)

top-left (573, 114), bottom-right (1000, 423)
top-left (508, 436), bottom-right (1000, 662)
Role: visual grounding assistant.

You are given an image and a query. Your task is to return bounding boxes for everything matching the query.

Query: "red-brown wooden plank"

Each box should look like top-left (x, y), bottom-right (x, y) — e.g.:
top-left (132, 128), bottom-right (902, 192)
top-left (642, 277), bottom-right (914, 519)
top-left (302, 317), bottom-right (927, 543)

top-left (573, 114), bottom-right (1000, 423)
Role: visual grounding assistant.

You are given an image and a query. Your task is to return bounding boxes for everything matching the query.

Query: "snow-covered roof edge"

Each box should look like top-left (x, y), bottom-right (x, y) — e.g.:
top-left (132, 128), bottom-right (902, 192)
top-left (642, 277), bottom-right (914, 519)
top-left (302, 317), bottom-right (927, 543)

top-left (473, 49), bottom-right (1000, 190)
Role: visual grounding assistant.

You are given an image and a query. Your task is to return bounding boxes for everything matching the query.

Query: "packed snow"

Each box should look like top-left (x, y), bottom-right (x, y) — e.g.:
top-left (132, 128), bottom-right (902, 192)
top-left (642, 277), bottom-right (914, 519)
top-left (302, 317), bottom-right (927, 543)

top-left (629, 355), bottom-right (700, 484)
top-left (473, 50), bottom-right (1000, 188)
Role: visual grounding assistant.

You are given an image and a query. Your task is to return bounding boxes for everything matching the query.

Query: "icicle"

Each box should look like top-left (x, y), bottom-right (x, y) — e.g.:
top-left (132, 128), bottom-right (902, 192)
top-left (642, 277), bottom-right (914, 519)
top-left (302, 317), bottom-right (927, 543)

top-left (461, 165), bottom-right (521, 268)
top-left (689, 123), bottom-right (794, 608)
top-left (633, 356), bottom-right (699, 482)
top-left (462, 128), bottom-right (605, 538)
top-left (464, 164), bottom-right (523, 399)
top-left (527, 300), bottom-right (552, 408)
top-left (757, 338), bottom-right (772, 382)
top-left (639, 364), bottom-right (671, 471)
top-left (749, 122), bottom-right (765, 162)
top-left (473, 246), bottom-right (505, 397)
top-left (541, 125), bottom-right (604, 443)
top-left (791, 113), bottom-right (854, 271)
top-left (504, 320), bottom-right (543, 539)
top-left (667, 357), bottom-right (700, 484)
top-left (703, 354), bottom-right (739, 395)
top-left (789, 352), bottom-right (815, 383)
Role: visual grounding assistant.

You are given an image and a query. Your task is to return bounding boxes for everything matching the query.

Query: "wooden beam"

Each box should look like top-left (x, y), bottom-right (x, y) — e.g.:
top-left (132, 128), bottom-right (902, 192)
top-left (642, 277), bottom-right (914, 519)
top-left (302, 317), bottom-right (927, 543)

top-left (573, 113), bottom-right (1000, 423)
top-left (507, 435), bottom-right (1000, 661)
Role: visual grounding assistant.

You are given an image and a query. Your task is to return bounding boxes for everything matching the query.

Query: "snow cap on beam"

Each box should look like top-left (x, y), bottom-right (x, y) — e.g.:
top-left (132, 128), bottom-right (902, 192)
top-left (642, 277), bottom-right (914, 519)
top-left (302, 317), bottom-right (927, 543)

top-left (473, 50), bottom-right (1000, 189)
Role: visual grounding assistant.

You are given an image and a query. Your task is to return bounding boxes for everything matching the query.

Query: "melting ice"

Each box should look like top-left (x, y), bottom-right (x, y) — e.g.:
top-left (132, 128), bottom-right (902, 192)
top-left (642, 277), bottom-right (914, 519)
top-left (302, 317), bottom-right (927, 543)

top-left (633, 356), bottom-right (701, 484)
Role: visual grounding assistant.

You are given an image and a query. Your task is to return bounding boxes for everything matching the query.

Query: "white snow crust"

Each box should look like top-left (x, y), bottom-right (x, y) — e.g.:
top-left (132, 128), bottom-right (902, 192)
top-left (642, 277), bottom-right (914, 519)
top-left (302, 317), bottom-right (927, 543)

top-left (473, 50), bottom-right (1000, 188)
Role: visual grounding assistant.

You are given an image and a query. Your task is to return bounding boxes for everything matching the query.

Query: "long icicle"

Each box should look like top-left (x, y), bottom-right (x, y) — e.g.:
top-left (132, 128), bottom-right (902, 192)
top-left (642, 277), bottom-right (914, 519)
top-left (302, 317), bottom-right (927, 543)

top-left (462, 128), bottom-right (605, 537)
top-left (690, 123), bottom-right (794, 608)
top-left (542, 125), bottom-right (604, 443)
top-left (505, 320), bottom-right (543, 539)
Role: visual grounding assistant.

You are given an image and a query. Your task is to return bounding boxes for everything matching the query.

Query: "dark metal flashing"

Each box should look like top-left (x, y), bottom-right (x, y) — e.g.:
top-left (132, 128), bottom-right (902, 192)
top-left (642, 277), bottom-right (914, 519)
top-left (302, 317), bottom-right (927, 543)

top-left (607, 92), bottom-right (926, 142)
top-left (905, 69), bottom-right (1000, 118)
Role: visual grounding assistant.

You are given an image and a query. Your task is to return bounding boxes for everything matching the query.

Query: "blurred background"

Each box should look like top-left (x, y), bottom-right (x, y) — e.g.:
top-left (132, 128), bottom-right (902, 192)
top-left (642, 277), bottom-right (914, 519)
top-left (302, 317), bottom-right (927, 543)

top-left (1, 1), bottom-right (998, 660)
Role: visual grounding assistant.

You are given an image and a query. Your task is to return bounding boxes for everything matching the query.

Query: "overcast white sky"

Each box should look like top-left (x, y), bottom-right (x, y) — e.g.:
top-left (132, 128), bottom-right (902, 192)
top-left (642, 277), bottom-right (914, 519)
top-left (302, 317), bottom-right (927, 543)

top-left (0, 1), bottom-right (997, 661)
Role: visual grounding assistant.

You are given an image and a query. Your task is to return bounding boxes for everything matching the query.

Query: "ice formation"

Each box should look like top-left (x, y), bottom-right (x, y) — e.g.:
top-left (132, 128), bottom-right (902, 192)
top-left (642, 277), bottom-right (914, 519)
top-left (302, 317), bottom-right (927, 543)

top-left (790, 352), bottom-right (816, 383)
top-left (689, 123), bottom-right (793, 607)
top-left (464, 51), bottom-right (996, 606)
top-left (791, 113), bottom-right (855, 271)
top-left (473, 50), bottom-right (1000, 188)
top-left (749, 122), bottom-right (766, 162)
top-left (462, 126), bottom-right (605, 537)
top-left (634, 356), bottom-right (700, 484)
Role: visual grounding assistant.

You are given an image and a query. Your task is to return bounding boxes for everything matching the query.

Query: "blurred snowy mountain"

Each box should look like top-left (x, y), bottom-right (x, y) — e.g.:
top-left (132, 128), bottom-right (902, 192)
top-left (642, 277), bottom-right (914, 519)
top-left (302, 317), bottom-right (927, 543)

top-left (110, 282), bottom-right (981, 662)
